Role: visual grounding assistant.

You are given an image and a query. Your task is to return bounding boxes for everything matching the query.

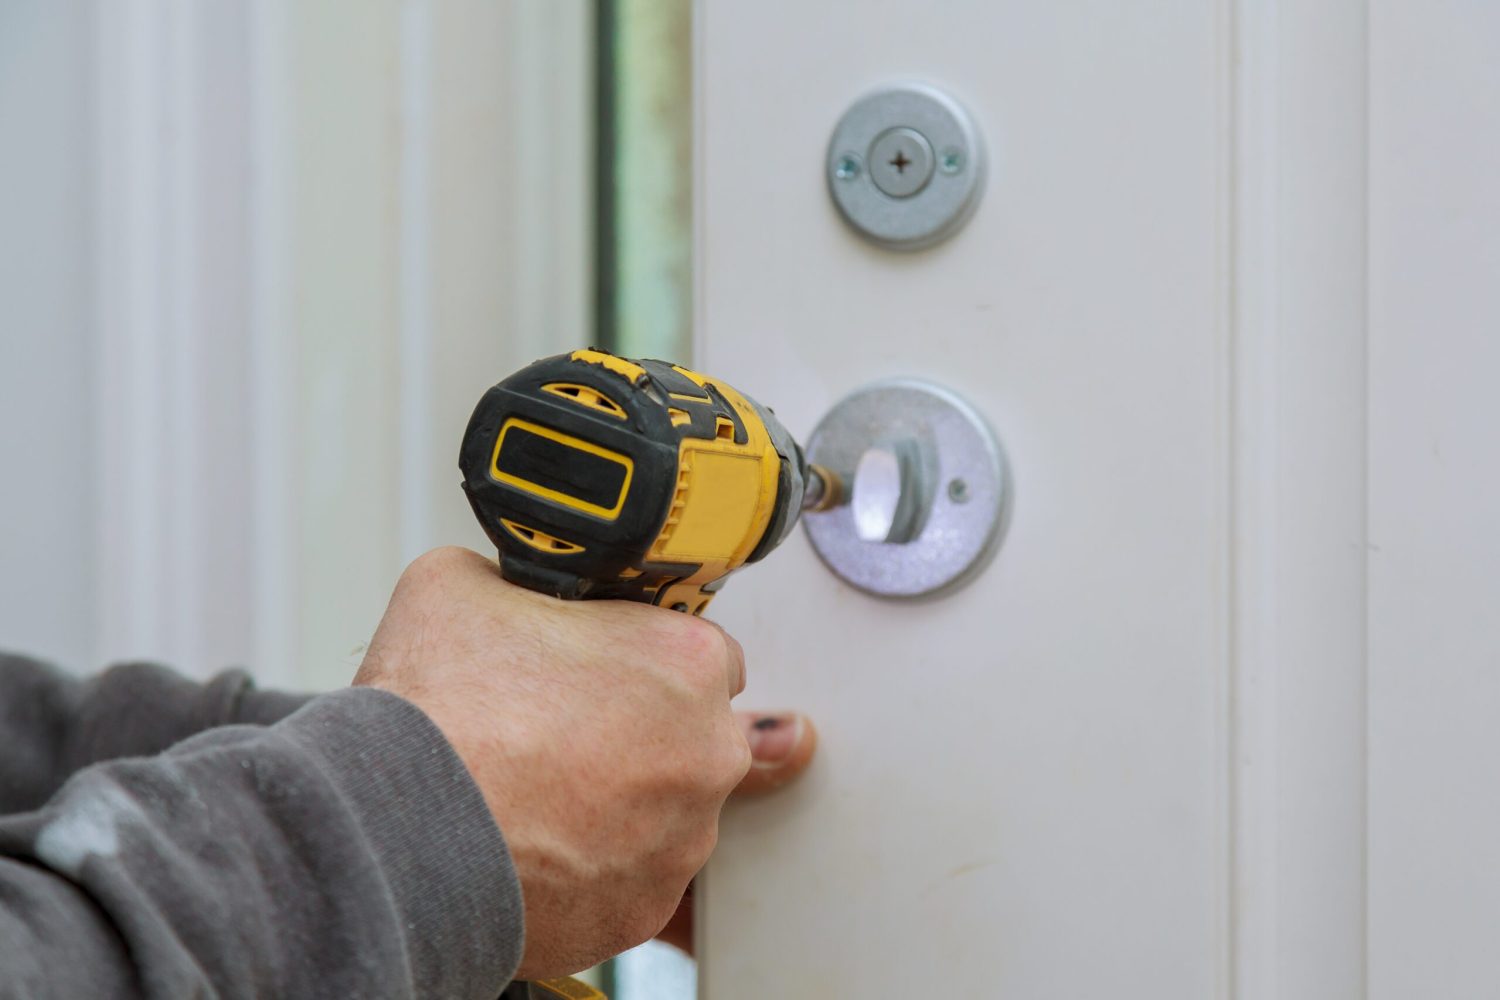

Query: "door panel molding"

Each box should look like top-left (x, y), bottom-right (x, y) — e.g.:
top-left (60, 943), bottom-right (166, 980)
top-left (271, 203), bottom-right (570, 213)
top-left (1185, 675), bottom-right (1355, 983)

top-left (1229, 2), bottom-right (1370, 998)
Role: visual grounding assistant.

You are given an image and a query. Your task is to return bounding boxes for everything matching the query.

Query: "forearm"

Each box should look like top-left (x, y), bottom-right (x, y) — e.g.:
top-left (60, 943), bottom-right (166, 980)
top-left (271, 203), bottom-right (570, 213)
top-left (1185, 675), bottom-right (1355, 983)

top-left (0, 652), bottom-right (310, 813)
top-left (0, 687), bottom-right (523, 999)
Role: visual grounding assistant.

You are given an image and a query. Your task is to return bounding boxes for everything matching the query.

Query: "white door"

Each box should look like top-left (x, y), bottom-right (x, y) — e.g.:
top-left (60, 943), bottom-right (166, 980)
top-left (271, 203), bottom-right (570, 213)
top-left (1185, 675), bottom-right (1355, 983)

top-left (694, 2), bottom-right (1500, 998)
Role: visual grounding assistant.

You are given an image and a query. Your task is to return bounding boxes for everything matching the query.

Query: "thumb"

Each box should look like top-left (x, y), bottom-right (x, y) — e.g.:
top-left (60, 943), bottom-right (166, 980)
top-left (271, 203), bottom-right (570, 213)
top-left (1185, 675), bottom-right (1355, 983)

top-left (734, 711), bottom-right (818, 796)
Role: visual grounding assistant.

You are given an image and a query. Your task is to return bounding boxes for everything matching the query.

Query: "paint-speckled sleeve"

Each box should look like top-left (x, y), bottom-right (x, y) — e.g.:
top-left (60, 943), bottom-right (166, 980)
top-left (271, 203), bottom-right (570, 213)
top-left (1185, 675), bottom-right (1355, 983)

top-left (0, 652), bottom-right (312, 814)
top-left (0, 686), bottom-right (524, 1000)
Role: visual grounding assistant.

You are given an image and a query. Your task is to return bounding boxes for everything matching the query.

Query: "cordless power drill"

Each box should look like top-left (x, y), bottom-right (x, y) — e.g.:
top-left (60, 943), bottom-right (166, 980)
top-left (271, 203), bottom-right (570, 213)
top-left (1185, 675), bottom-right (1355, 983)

top-left (460, 348), bottom-right (837, 617)
top-left (462, 349), bottom-right (837, 1000)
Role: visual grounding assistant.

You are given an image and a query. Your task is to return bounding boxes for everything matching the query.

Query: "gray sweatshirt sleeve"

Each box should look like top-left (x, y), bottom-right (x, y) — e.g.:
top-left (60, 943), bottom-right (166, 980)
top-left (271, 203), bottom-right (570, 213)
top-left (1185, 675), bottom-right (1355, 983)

top-left (0, 653), bottom-right (311, 815)
top-left (0, 667), bottom-right (525, 998)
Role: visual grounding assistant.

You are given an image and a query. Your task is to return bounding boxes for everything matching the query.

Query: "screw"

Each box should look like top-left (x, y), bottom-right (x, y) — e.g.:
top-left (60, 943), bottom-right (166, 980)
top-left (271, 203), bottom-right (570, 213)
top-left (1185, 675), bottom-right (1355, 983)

top-left (939, 147), bottom-right (965, 175)
top-left (947, 478), bottom-right (970, 503)
top-left (834, 153), bottom-right (862, 180)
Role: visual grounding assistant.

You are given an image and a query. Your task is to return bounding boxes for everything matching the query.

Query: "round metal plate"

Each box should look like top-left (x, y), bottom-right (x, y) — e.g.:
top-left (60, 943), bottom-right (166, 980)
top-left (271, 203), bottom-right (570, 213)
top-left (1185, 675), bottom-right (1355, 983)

top-left (826, 83), bottom-right (986, 251)
top-left (802, 379), bottom-right (1006, 598)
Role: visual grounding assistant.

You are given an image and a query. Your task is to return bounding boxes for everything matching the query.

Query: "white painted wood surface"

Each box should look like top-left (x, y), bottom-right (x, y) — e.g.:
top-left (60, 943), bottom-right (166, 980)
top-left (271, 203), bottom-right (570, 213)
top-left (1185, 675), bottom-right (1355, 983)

top-left (697, 4), bottom-right (1229, 995)
top-left (695, 1), bottom-right (1499, 997)
top-left (1367, 1), bottom-right (1500, 995)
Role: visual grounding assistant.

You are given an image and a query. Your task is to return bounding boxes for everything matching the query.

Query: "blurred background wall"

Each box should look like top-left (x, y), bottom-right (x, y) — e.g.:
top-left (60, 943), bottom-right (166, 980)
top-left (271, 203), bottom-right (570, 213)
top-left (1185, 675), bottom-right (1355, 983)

top-left (0, 1), bottom-right (694, 991)
top-left (0, 0), bottom-right (597, 689)
top-left (2, 0), bottom-right (99, 675)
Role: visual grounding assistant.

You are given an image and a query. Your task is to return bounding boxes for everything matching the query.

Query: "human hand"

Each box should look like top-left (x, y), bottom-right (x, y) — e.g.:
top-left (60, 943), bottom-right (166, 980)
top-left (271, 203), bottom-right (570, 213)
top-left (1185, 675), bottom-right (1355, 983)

top-left (655, 709), bottom-right (818, 954)
top-left (354, 547), bottom-right (752, 979)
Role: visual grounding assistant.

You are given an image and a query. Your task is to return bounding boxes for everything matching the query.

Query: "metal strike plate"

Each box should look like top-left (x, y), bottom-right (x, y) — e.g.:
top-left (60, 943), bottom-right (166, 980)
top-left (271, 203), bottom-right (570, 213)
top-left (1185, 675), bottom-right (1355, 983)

top-left (802, 379), bottom-right (1007, 598)
top-left (826, 83), bottom-right (986, 251)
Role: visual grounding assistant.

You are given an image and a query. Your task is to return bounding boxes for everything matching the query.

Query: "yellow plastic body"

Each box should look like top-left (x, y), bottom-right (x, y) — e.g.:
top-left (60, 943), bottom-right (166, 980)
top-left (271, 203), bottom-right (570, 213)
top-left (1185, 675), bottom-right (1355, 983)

top-left (570, 352), bottom-right (783, 615)
top-left (531, 976), bottom-right (607, 999)
top-left (645, 366), bottom-right (781, 614)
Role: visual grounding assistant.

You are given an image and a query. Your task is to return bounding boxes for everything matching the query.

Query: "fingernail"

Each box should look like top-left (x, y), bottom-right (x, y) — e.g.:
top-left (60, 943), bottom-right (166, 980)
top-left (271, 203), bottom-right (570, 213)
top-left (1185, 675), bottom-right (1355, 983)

top-left (747, 713), bottom-right (803, 767)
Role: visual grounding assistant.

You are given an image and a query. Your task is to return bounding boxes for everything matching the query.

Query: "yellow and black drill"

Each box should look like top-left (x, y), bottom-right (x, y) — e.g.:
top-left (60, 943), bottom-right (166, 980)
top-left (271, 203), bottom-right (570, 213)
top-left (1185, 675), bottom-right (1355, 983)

top-left (460, 348), bottom-right (838, 617)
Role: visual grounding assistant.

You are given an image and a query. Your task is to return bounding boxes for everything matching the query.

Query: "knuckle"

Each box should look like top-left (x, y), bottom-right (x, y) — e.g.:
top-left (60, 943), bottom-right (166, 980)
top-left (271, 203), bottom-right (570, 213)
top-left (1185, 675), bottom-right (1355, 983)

top-left (680, 615), bottom-right (728, 663)
top-left (689, 821), bottom-right (721, 871)
top-left (679, 718), bottom-right (750, 799)
top-left (410, 545), bottom-right (467, 571)
top-left (615, 870), bottom-right (688, 945)
top-left (666, 618), bottom-right (731, 691)
top-left (719, 629), bottom-right (745, 665)
top-left (636, 897), bottom-right (682, 946)
top-left (720, 631), bottom-right (747, 696)
top-left (654, 831), bottom-right (713, 891)
top-left (720, 729), bottom-right (753, 789)
top-left (605, 902), bottom-right (661, 956)
top-left (400, 546), bottom-right (476, 588)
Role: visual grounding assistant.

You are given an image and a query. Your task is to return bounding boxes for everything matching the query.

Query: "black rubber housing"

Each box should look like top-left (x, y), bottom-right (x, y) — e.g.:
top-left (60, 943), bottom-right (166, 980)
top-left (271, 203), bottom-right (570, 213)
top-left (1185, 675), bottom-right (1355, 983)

top-left (459, 352), bottom-right (803, 604)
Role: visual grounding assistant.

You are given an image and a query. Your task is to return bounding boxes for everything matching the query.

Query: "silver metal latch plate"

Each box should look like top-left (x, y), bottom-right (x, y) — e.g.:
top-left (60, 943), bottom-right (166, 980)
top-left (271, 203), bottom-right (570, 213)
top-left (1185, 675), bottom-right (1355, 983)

top-left (802, 379), bottom-right (1008, 598)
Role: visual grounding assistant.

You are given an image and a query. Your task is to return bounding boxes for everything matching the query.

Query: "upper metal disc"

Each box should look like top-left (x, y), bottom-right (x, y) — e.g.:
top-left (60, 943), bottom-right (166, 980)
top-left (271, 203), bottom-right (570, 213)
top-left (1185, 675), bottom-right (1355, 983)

top-left (825, 83), bottom-right (987, 251)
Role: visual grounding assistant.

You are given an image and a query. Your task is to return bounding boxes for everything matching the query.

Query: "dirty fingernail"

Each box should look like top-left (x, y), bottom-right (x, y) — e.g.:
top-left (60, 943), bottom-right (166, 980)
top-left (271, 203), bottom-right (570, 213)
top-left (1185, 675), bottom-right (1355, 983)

top-left (747, 713), bottom-right (803, 766)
